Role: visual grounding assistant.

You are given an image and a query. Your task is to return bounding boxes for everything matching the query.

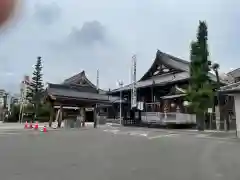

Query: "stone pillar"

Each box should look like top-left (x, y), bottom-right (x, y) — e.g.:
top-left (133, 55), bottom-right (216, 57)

top-left (215, 106), bottom-right (220, 130)
top-left (163, 100), bottom-right (168, 119)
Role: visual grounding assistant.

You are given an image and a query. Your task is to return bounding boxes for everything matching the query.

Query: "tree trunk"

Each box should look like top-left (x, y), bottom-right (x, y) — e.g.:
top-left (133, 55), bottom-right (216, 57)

top-left (196, 112), bottom-right (205, 131)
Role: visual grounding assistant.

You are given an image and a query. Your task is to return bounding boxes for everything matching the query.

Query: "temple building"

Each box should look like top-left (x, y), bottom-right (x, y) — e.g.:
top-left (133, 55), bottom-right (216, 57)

top-left (45, 50), bottom-right (236, 130)
top-left (45, 71), bottom-right (120, 127)
top-left (108, 50), bottom-right (230, 128)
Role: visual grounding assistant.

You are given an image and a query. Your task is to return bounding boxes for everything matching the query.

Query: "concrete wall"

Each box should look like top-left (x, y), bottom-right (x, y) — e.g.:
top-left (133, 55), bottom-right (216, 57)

top-left (234, 94), bottom-right (240, 137)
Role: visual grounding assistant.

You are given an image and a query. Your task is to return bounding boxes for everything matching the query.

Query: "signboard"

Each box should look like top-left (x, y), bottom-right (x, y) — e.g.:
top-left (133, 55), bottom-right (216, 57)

top-left (131, 55), bottom-right (137, 108)
top-left (85, 108), bottom-right (94, 111)
top-left (207, 108), bottom-right (212, 113)
top-left (137, 102), bottom-right (144, 111)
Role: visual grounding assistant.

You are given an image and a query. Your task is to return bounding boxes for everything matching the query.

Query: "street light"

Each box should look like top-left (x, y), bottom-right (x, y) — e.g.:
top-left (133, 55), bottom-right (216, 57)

top-left (117, 80), bottom-right (124, 125)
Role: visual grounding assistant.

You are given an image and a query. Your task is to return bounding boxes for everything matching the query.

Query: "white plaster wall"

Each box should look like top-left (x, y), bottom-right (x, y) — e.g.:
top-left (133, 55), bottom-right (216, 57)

top-left (234, 94), bottom-right (240, 137)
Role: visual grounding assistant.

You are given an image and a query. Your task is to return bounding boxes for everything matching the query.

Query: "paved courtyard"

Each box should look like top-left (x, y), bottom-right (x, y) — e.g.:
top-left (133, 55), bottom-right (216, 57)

top-left (0, 124), bottom-right (240, 180)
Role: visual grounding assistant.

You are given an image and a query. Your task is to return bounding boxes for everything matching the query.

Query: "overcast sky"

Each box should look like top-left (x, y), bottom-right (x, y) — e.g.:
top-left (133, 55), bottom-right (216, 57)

top-left (0, 0), bottom-right (239, 93)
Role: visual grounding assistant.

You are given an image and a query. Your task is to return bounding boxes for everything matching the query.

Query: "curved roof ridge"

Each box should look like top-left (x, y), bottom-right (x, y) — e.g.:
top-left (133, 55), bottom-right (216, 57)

top-left (63, 70), bottom-right (98, 89)
top-left (157, 50), bottom-right (189, 65)
top-left (139, 50), bottom-right (190, 81)
top-left (63, 71), bottom-right (85, 84)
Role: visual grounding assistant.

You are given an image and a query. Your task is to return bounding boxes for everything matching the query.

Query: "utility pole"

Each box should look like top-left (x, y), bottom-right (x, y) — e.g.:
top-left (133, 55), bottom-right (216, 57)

top-left (96, 69), bottom-right (99, 91)
top-left (94, 69), bottom-right (100, 128)
top-left (212, 63), bottom-right (221, 130)
top-left (118, 81), bottom-right (124, 125)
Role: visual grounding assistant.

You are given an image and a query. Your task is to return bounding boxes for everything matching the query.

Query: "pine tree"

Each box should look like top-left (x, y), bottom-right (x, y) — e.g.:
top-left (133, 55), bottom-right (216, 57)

top-left (27, 56), bottom-right (44, 119)
top-left (186, 21), bottom-right (214, 130)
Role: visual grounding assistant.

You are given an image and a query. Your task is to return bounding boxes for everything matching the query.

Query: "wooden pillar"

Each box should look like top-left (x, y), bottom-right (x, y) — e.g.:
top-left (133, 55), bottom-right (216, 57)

top-left (58, 105), bottom-right (63, 128)
top-left (94, 105), bottom-right (97, 128)
top-left (49, 101), bottom-right (54, 127)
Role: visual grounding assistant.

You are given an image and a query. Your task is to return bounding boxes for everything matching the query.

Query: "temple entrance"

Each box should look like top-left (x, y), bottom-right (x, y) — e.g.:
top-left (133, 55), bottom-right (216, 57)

top-left (85, 108), bottom-right (94, 122)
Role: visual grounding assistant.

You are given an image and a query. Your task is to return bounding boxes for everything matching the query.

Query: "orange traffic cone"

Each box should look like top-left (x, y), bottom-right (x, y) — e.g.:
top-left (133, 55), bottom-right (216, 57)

top-left (43, 125), bottom-right (47, 133)
top-left (34, 122), bottom-right (39, 130)
top-left (24, 121), bottom-right (29, 129)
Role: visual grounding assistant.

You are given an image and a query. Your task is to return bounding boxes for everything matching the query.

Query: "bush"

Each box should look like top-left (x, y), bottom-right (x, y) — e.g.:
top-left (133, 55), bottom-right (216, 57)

top-left (7, 103), bottom-right (51, 123)
top-left (38, 104), bottom-right (50, 117)
top-left (7, 104), bottom-right (20, 122)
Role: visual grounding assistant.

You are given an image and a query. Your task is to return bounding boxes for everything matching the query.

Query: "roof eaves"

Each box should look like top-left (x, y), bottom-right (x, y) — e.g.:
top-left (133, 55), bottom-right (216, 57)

top-left (227, 68), bottom-right (240, 75)
top-left (110, 72), bottom-right (189, 93)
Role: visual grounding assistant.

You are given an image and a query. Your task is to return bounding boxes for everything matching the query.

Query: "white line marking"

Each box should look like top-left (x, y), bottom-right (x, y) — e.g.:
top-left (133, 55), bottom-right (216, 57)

top-left (104, 129), bottom-right (149, 137)
top-left (129, 132), bottom-right (148, 137)
top-left (195, 134), bottom-right (208, 138)
top-left (104, 129), bottom-right (119, 134)
top-left (0, 132), bottom-right (20, 135)
top-left (194, 135), bottom-right (235, 141)
top-left (140, 133), bottom-right (148, 137)
top-left (148, 134), bottom-right (179, 140)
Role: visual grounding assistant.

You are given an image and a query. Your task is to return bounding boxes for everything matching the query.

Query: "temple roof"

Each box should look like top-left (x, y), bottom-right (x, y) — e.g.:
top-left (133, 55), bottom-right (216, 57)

top-left (111, 72), bottom-right (189, 93)
top-left (110, 50), bottom-right (227, 93)
top-left (63, 71), bottom-right (97, 88)
top-left (45, 70), bottom-right (123, 104)
top-left (140, 50), bottom-right (189, 81)
top-left (46, 83), bottom-right (119, 103)
top-left (227, 68), bottom-right (240, 78)
top-left (63, 70), bottom-right (106, 94)
top-left (219, 81), bottom-right (240, 94)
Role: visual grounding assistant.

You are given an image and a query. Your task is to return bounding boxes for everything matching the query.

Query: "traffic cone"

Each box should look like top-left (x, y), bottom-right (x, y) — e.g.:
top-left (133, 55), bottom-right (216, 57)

top-left (34, 122), bottom-right (39, 130)
top-left (43, 125), bottom-right (47, 133)
top-left (24, 121), bottom-right (29, 129)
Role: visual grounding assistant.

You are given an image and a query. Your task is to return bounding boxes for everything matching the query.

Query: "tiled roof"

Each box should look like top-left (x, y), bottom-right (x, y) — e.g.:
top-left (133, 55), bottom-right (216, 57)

top-left (110, 50), bottom-right (228, 93)
top-left (47, 83), bottom-right (120, 103)
top-left (110, 72), bottom-right (189, 93)
top-left (139, 50), bottom-right (189, 81)
top-left (49, 83), bottom-right (98, 93)
top-left (63, 70), bottom-right (107, 93)
top-left (63, 71), bottom-right (86, 84)
top-left (219, 81), bottom-right (240, 94)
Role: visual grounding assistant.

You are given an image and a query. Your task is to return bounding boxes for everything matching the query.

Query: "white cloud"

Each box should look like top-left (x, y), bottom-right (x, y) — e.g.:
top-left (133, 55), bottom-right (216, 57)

top-left (5, 72), bottom-right (14, 76)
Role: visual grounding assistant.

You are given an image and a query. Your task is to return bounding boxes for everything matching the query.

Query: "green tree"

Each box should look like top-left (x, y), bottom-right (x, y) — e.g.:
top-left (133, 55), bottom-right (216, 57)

top-left (7, 104), bottom-right (20, 122)
top-left (186, 21), bottom-right (214, 130)
top-left (27, 56), bottom-right (44, 120)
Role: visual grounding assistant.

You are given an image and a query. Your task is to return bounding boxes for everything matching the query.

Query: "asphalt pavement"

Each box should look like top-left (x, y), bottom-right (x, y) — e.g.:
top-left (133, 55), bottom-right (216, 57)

top-left (0, 125), bottom-right (239, 180)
